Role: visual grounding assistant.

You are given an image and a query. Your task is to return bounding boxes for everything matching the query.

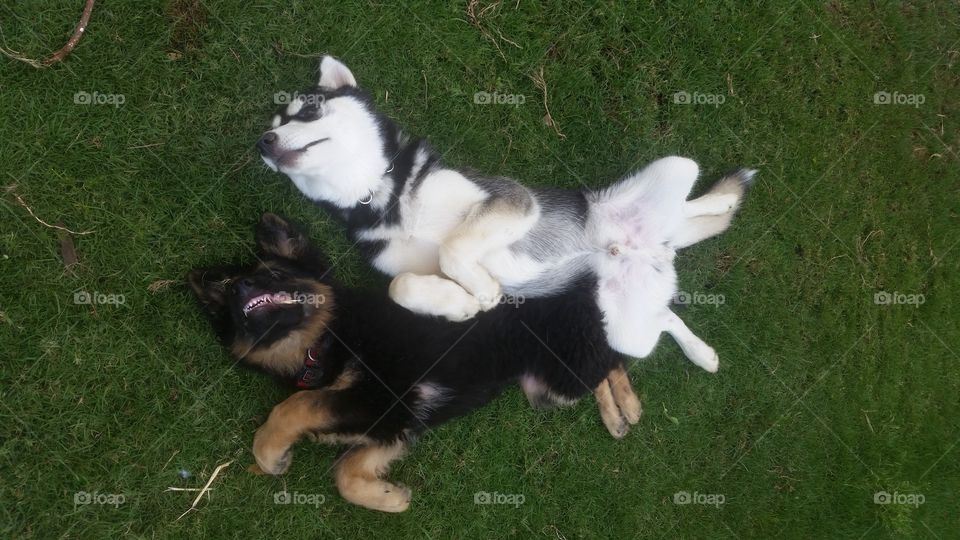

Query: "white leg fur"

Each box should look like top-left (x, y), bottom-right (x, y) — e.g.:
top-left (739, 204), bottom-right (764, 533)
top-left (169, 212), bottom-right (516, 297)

top-left (662, 309), bottom-right (719, 372)
top-left (438, 207), bottom-right (537, 311)
top-left (389, 273), bottom-right (480, 322)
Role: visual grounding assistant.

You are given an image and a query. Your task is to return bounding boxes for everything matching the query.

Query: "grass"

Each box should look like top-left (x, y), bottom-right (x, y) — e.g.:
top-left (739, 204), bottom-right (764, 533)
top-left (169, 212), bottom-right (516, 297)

top-left (1, 1), bottom-right (958, 537)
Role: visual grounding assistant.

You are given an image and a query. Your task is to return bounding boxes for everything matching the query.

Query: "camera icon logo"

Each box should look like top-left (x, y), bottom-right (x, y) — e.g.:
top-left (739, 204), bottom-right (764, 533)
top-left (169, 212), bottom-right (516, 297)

top-left (273, 490), bottom-right (291, 504)
top-left (473, 91), bottom-right (492, 105)
top-left (673, 91), bottom-right (691, 105)
top-left (74, 91), bottom-right (92, 105)
top-left (873, 491), bottom-right (891, 504)
top-left (74, 291), bottom-right (92, 305)
top-left (873, 91), bottom-right (891, 105)
top-left (874, 291), bottom-right (892, 305)
top-left (673, 491), bottom-right (691, 504)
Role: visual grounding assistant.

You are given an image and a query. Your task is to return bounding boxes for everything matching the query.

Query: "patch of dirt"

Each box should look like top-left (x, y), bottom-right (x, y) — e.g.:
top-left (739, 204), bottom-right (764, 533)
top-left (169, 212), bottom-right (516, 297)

top-left (166, 0), bottom-right (208, 55)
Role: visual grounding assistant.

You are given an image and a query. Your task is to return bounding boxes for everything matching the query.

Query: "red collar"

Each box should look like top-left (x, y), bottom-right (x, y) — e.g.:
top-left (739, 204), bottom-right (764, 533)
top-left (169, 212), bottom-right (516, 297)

top-left (295, 333), bottom-right (332, 389)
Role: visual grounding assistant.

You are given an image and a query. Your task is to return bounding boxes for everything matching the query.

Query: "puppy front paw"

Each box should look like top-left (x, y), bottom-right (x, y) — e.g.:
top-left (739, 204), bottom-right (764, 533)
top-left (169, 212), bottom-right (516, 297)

top-left (378, 483), bottom-right (412, 513)
top-left (253, 429), bottom-right (293, 475)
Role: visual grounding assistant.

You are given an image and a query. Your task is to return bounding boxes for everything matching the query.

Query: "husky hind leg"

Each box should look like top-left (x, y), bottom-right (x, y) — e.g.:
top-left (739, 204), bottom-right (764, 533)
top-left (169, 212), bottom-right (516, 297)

top-left (590, 156), bottom-right (700, 240)
top-left (438, 199), bottom-right (538, 311)
top-left (661, 309), bottom-right (719, 372)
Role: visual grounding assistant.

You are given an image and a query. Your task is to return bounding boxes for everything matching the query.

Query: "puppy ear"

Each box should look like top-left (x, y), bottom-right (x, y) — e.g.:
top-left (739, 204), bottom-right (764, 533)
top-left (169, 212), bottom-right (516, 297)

top-left (187, 267), bottom-right (234, 312)
top-left (256, 213), bottom-right (334, 278)
top-left (318, 56), bottom-right (357, 89)
top-left (256, 213), bottom-right (310, 259)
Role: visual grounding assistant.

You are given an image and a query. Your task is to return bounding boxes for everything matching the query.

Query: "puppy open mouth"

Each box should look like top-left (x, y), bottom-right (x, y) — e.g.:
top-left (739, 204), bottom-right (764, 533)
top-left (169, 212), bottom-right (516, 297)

top-left (242, 292), bottom-right (298, 316)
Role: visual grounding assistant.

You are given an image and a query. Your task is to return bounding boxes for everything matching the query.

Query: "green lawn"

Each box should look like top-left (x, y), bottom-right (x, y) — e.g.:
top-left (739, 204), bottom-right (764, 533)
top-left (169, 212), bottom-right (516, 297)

top-left (2, 1), bottom-right (958, 538)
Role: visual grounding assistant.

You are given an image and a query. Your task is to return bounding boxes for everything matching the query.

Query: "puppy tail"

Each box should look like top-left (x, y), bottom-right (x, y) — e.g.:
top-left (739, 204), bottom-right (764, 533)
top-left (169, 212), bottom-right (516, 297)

top-left (669, 168), bottom-right (756, 249)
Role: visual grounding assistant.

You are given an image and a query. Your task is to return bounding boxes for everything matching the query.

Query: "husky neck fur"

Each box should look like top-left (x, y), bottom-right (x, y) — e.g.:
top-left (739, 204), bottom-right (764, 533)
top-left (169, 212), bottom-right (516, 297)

top-left (259, 56), bottom-right (755, 372)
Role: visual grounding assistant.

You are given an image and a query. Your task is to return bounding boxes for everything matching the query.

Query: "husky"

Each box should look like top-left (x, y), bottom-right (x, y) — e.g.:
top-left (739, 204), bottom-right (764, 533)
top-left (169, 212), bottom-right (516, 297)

top-left (257, 56), bottom-right (754, 373)
top-left (189, 214), bottom-right (641, 512)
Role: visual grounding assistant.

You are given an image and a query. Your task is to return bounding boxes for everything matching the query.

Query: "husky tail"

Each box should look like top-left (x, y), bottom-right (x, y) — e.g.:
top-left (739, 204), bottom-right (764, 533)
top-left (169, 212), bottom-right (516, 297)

top-left (669, 168), bottom-right (756, 248)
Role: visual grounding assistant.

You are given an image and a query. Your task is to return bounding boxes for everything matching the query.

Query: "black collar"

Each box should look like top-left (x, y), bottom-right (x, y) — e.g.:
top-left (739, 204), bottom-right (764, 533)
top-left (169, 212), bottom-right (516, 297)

top-left (294, 332), bottom-right (334, 389)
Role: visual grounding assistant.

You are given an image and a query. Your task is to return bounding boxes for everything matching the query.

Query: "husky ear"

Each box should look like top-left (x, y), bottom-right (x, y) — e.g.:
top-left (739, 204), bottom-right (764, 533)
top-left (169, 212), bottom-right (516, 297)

top-left (187, 267), bottom-right (235, 312)
top-left (318, 55), bottom-right (357, 89)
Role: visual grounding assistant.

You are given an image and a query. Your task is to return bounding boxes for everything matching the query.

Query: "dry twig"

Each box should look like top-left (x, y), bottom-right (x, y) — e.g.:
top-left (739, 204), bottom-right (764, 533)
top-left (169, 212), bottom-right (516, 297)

top-left (530, 67), bottom-right (565, 139)
top-left (5, 185), bottom-right (94, 235)
top-left (0, 0), bottom-right (95, 68)
top-left (175, 460), bottom-right (233, 521)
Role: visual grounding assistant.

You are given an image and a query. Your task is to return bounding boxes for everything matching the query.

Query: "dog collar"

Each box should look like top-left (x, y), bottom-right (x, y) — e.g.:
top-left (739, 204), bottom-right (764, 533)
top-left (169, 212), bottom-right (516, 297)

top-left (295, 332), bottom-right (334, 389)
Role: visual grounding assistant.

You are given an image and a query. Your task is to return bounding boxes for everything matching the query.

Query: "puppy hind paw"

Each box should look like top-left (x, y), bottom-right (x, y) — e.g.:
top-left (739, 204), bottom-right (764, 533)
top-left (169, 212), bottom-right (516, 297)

top-left (603, 415), bottom-right (629, 439)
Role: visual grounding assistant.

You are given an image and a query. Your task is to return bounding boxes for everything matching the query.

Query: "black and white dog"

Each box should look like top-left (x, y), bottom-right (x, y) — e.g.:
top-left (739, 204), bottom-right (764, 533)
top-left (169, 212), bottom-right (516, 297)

top-left (257, 56), bottom-right (754, 373)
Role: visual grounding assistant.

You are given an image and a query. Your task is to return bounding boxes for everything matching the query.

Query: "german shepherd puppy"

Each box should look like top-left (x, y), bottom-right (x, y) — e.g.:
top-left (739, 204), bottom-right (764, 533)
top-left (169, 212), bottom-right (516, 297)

top-left (188, 213), bottom-right (641, 512)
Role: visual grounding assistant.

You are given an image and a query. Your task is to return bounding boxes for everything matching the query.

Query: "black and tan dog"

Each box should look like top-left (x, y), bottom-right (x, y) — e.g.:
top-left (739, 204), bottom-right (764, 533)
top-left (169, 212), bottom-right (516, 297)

top-left (188, 213), bottom-right (641, 512)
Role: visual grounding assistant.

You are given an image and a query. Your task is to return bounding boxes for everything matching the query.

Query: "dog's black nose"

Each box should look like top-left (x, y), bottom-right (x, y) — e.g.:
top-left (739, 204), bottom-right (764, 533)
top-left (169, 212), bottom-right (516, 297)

top-left (257, 132), bottom-right (278, 153)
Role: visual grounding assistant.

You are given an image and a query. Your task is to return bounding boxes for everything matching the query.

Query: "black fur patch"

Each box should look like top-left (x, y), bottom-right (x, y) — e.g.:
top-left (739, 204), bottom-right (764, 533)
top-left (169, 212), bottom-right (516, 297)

top-left (191, 214), bottom-right (626, 445)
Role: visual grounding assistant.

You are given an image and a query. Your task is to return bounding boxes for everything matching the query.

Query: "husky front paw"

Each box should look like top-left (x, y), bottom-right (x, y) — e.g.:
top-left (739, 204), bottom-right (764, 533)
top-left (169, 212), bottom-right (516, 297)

top-left (474, 281), bottom-right (503, 312)
top-left (389, 273), bottom-right (480, 321)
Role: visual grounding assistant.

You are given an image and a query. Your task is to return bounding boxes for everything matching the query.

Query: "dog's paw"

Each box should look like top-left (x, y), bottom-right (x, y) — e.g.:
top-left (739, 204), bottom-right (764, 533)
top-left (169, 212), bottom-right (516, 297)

top-left (684, 342), bottom-right (719, 373)
top-left (443, 298), bottom-right (481, 322)
top-left (602, 414), bottom-right (629, 439)
top-left (253, 431), bottom-right (293, 475)
top-left (473, 280), bottom-right (503, 312)
top-left (619, 396), bottom-right (642, 425)
top-left (377, 483), bottom-right (412, 513)
top-left (704, 352), bottom-right (719, 373)
top-left (389, 273), bottom-right (480, 321)
top-left (696, 350), bottom-right (719, 373)
top-left (254, 447), bottom-right (292, 476)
